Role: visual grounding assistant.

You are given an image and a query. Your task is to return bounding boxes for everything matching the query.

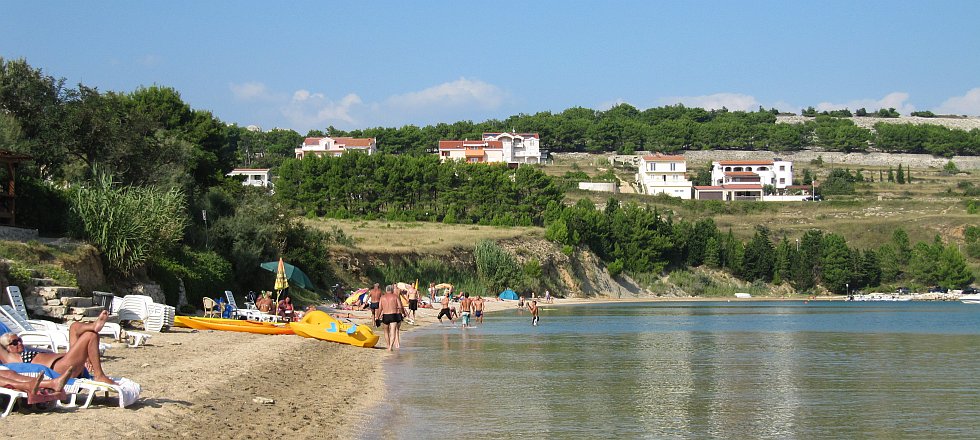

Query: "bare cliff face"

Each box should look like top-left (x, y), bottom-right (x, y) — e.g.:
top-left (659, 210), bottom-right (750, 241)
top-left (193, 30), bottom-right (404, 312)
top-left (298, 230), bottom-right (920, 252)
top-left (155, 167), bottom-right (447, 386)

top-left (327, 235), bottom-right (649, 298)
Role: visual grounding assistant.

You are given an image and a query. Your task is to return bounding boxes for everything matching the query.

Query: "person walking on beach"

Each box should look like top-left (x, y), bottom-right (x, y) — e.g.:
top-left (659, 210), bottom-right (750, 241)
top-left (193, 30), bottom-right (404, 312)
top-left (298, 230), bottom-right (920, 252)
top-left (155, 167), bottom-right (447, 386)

top-left (529, 300), bottom-right (539, 326)
top-left (437, 293), bottom-right (454, 325)
top-left (369, 283), bottom-right (383, 327)
top-left (379, 285), bottom-right (405, 351)
top-left (406, 287), bottom-right (419, 325)
top-left (473, 296), bottom-right (485, 324)
top-left (460, 293), bottom-right (473, 328)
top-left (428, 282), bottom-right (437, 304)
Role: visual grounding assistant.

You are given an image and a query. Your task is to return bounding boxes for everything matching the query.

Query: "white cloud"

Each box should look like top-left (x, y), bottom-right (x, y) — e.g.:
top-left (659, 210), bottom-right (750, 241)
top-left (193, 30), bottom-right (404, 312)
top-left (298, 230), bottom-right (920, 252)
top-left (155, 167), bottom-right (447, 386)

top-left (659, 93), bottom-right (762, 111)
top-left (281, 90), bottom-right (363, 128)
top-left (230, 82), bottom-right (273, 101)
top-left (384, 78), bottom-right (506, 111)
top-left (814, 92), bottom-right (915, 115)
top-left (596, 98), bottom-right (631, 111)
top-left (228, 78), bottom-right (508, 131)
top-left (138, 54), bottom-right (162, 67)
top-left (936, 88), bottom-right (980, 116)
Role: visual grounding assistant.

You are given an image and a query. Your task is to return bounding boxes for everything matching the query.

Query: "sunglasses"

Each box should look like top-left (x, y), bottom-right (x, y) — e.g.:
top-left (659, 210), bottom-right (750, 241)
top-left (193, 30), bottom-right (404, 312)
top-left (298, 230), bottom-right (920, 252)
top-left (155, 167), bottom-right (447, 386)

top-left (7, 339), bottom-right (22, 346)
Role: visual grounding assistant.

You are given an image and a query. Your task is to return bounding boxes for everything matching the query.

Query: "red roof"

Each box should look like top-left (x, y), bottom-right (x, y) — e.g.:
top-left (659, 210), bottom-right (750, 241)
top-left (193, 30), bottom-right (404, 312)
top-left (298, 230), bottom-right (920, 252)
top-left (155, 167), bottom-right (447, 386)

top-left (642, 154), bottom-right (685, 161)
top-left (719, 160), bottom-right (773, 165)
top-left (484, 132), bottom-right (540, 139)
top-left (723, 184), bottom-right (764, 189)
top-left (439, 140), bottom-right (503, 150)
top-left (694, 184), bottom-right (763, 190)
top-left (333, 137), bottom-right (375, 147)
top-left (304, 137), bottom-right (323, 145)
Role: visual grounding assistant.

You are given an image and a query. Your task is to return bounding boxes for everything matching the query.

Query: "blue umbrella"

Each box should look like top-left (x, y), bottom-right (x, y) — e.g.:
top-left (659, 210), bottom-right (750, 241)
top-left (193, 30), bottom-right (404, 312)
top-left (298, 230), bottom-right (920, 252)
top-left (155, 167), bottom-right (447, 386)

top-left (498, 288), bottom-right (519, 300)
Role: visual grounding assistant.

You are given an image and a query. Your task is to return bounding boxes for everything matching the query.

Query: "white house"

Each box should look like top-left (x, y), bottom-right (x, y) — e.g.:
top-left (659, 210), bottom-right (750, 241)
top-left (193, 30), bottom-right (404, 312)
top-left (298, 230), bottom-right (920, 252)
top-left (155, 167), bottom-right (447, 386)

top-left (710, 159), bottom-right (794, 191)
top-left (437, 132), bottom-right (546, 164)
top-left (437, 139), bottom-right (505, 163)
top-left (636, 154), bottom-right (692, 199)
top-left (295, 136), bottom-right (377, 159)
top-left (227, 168), bottom-right (272, 189)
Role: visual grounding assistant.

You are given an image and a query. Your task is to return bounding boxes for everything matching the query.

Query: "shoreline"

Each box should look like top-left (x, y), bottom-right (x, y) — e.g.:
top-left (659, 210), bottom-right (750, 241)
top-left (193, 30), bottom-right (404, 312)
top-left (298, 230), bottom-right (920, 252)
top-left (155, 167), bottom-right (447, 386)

top-left (3, 294), bottom-right (848, 438)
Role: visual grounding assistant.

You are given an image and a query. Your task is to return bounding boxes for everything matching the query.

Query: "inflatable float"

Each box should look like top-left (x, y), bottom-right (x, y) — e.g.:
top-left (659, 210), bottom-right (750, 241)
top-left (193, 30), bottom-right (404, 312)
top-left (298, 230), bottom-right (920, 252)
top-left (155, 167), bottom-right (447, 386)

top-left (290, 311), bottom-right (379, 348)
top-left (175, 316), bottom-right (295, 335)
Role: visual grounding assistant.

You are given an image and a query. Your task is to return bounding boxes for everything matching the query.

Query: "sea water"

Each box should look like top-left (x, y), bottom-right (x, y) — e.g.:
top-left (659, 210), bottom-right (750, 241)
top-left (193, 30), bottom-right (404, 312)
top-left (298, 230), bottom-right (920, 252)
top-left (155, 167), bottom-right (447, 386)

top-left (363, 301), bottom-right (980, 439)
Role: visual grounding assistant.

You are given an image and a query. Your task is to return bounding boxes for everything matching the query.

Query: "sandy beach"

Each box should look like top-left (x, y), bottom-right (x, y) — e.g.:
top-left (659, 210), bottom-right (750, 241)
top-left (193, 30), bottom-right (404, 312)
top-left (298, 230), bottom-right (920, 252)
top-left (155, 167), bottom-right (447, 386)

top-left (3, 295), bottom-right (822, 439)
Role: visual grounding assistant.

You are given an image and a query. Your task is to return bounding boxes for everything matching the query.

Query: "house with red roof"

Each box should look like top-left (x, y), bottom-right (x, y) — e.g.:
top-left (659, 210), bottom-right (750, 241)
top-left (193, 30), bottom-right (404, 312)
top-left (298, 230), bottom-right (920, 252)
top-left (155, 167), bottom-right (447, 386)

top-left (294, 136), bottom-right (377, 159)
top-left (437, 132), bottom-right (545, 164)
top-left (635, 154), bottom-right (693, 199)
top-left (695, 158), bottom-right (804, 201)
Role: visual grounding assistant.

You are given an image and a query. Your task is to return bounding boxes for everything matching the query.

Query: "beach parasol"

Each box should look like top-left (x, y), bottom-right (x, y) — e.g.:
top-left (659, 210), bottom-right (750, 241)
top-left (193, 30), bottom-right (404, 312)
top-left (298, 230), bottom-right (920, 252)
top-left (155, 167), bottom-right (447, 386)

top-left (395, 282), bottom-right (413, 291)
top-left (344, 288), bottom-right (370, 305)
top-left (274, 258), bottom-right (289, 291)
top-left (434, 283), bottom-right (453, 290)
top-left (259, 260), bottom-right (315, 290)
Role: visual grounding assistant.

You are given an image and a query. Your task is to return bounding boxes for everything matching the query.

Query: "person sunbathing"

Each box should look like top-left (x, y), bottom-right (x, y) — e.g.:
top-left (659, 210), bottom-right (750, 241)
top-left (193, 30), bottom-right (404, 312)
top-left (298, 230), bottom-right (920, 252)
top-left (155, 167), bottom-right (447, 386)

top-left (0, 310), bottom-right (116, 385)
top-left (0, 365), bottom-right (73, 396)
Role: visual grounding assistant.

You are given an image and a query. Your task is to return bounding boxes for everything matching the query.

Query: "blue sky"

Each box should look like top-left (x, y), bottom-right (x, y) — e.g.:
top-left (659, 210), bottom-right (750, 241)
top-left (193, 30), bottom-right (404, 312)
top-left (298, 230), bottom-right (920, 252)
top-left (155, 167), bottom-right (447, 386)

top-left (3, 1), bottom-right (979, 133)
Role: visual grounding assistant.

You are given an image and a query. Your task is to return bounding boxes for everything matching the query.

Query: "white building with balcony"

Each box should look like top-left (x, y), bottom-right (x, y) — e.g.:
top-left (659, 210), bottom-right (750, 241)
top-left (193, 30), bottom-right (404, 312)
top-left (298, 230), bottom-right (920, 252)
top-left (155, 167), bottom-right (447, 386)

top-left (227, 168), bottom-right (273, 189)
top-left (295, 136), bottom-right (377, 159)
top-left (636, 154), bottom-right (692, 199)
top-left (437, 132), bottom-right (546, 164)
top-left (710, 159), bottom-right (794, 191)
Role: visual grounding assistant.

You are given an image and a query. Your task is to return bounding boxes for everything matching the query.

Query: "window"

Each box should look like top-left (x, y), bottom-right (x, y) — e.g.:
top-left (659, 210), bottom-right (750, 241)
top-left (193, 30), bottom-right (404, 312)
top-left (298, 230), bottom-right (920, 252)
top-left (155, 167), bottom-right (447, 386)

top-left (441, 151), bottom-right (450, 156)
top-left (779, 165), bottom-right (785, 171)
top-left (779, 178), bottom-right (785, 184)
top-left (648, 163), bottom-right (655, 171)
top-left (670, 162), bottom-right (677, 171)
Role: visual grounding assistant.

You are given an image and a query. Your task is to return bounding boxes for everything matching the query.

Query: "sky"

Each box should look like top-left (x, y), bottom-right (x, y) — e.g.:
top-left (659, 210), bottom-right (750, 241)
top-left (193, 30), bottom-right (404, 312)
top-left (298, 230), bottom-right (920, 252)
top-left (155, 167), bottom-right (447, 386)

top-left (2, 1), bottom-right (980, 133)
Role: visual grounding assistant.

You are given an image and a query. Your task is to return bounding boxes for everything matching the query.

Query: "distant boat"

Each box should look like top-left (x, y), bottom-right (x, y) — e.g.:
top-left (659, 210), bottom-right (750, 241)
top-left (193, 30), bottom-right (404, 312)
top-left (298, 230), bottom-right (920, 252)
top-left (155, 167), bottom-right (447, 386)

top-left (961, 294), bottom-right (980, 304)
top-left (734, 293), bottom-right (752, 299)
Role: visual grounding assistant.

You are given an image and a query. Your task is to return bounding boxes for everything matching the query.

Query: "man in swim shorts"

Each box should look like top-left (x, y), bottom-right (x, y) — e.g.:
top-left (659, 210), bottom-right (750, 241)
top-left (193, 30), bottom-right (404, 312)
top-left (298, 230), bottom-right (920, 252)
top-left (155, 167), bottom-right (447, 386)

top-left (406, 287), bottom-right (419, 324)
top-left (459, 293), bottom-right (472, 328)
top-left (437, 293), bottom-right (454, 325)
top-left (369, 283), bottom-right (383, 327)
top-left (529, 300), bottom-right (539, 326)
top-left (473, 296), bottom-right (485, 324)
top-left (379, 285), bottom-right (405, 351)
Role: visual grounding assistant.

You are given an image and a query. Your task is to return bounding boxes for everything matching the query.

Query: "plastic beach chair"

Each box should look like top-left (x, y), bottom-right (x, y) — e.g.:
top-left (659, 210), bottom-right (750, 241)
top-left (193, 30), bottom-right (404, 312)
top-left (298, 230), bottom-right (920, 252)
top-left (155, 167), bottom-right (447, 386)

top-left (6, 286), bottom-right (122, 342)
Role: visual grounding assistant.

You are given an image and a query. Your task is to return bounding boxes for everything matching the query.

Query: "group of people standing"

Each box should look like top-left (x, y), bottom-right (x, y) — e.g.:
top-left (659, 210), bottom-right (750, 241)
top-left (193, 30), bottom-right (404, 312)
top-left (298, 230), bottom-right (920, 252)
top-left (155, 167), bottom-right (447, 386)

top-left (435, 293), bottom-right (485, 328)
top-left (366, 283), bottom-right (421, 351)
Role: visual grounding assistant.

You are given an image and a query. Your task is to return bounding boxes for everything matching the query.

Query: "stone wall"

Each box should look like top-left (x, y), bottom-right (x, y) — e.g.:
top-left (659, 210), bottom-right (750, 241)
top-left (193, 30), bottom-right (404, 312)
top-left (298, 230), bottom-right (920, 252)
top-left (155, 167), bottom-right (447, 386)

top-left (0, 226), bottom-right (38, 241)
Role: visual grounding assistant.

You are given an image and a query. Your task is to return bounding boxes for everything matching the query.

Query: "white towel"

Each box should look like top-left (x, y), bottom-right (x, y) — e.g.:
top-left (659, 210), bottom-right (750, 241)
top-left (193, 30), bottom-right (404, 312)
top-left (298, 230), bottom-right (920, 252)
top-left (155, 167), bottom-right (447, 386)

top-left (115, 377), bottom-right (141, 408)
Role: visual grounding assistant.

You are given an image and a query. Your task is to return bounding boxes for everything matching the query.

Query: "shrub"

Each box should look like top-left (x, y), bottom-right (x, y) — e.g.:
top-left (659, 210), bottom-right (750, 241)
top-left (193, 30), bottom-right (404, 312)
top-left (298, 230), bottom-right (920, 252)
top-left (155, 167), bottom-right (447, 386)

top-left (67, 174), bottom-right (187, 276)
top-left (474, 240), bottom-right (519, 293)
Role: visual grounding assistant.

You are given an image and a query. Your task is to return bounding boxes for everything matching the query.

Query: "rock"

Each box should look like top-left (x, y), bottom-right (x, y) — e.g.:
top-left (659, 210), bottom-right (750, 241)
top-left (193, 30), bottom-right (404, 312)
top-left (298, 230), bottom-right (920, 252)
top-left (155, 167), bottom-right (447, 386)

top-left (46, 299), bottom-right (63, 306)
top-left (61, 297), bottom-right (94, 307)
top-left (252, 397), bottom-right (275, 405)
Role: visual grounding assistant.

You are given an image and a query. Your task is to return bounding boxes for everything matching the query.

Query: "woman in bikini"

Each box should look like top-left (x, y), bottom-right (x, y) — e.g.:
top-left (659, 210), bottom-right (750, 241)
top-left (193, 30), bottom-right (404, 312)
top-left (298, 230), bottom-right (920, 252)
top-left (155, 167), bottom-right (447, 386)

top-left (0, 310), bottom-right (116, 385)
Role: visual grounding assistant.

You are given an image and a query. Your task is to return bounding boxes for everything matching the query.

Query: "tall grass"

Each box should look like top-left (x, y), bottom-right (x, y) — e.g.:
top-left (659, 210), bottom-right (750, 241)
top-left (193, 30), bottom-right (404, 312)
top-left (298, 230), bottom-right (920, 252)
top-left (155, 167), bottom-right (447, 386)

top-left (364, 256), bottom-right (484, 295)
top-left (68, 174), bottom-right (187, 275)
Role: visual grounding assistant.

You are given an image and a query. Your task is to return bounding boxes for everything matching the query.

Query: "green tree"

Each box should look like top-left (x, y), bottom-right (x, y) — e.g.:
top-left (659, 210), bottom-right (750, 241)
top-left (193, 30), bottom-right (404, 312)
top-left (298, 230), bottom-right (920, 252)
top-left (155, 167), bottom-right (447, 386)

top-left (820, 233), bottom-right (852, 294)
top-left (896, 164), bottom-right (905, 184)
top-left (742, 226), bottom-right (775, 282)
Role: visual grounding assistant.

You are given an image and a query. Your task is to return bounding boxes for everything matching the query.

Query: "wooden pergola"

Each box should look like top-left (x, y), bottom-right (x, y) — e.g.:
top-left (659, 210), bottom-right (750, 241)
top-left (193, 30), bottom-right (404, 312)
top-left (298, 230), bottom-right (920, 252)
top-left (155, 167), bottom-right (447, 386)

top-left (0, 150), bottom-right (32, 226)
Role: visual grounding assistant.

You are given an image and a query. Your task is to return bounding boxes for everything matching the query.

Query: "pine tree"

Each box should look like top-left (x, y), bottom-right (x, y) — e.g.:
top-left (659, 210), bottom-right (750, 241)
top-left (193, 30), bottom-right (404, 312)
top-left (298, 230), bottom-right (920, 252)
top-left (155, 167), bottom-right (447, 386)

top-left (704, 237), bottom-right (720, 268)
top-left (742, 226), bottom-right (775, 282)
top-left (887, 168), bottom-right (894, 182)
top-left (879, 169), bottom-right (884, 182)
top-left (896, 164), bottom-right (906, 184)
top-left (906, 167), bottom-right (912, 183)
top-left (820, 234), bottom-right (852, 294)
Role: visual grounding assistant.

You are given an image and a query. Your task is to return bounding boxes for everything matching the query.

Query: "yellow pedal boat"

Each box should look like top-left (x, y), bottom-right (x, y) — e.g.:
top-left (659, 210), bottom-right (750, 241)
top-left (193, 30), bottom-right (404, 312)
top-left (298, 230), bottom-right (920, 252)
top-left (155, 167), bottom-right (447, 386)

top-left (290, 311), bottom-right (379, 348)
top-left (175, 316), bottom-right (294, 335)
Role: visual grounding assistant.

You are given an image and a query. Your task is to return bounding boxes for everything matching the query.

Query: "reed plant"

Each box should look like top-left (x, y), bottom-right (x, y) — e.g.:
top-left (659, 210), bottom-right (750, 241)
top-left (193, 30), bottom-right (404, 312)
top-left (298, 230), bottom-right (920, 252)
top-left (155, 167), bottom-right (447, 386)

top-left (68, 173), bottom-right (187, 276)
